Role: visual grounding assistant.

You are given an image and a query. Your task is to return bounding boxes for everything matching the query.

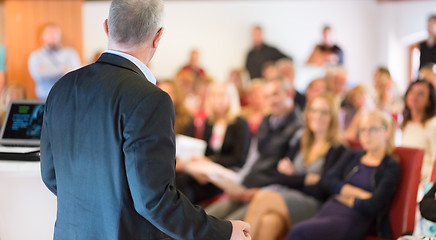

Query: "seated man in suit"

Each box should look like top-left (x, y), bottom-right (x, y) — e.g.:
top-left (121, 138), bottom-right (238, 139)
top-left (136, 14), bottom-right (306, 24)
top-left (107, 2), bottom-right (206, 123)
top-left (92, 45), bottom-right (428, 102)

top-left (40, 0), bottom-right (251, 239)
top-left (206, 77), bottom-right (303, 220)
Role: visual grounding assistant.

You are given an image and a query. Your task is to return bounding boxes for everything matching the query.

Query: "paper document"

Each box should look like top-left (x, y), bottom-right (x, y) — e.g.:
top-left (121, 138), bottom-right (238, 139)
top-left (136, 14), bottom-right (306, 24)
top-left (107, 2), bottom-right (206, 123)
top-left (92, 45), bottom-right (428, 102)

top-left (0, 146), bottom-right (40, 154)
top-left (175, 135), bottom-right (207, 162)
top-left (183, 160), bottom-right (247, 195)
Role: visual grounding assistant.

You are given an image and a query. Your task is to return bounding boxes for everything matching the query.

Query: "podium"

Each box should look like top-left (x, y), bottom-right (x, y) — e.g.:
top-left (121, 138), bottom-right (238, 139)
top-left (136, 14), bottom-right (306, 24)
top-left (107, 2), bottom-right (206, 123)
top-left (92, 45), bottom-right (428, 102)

top-left (0, 160), bottom-right (56, 240)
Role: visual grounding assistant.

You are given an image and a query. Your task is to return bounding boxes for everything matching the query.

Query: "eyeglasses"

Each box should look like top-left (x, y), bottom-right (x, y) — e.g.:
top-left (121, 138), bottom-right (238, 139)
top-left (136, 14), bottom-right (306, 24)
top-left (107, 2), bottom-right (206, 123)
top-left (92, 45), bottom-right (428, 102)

top-left (308, 108), bottom-right (330, 116)
top-left (357, 126), bottom-right (385, 134)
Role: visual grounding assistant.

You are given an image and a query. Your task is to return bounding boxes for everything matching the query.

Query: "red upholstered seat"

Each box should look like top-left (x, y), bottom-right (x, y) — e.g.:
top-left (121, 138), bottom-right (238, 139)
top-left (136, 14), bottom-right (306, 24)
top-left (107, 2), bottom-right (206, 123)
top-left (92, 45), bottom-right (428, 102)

top-left (366, 146), bottom-right (424, 240)
top-left (431, 158), bottom-right (436, 182)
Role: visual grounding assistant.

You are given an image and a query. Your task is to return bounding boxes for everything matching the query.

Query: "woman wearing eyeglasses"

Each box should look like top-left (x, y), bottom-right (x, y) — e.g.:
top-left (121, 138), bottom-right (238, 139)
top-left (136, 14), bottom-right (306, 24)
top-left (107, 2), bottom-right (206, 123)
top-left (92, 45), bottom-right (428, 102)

top-left (243, 93), bottom-right (345, 240)
top-left (287, 110), bottom-right (400, 240)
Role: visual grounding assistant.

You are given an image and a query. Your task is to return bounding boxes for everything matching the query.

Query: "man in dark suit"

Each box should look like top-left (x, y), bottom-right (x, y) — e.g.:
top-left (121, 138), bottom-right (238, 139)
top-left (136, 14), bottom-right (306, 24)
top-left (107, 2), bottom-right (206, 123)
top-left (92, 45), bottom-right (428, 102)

top-left (40, 0), bottom-right (251, 239)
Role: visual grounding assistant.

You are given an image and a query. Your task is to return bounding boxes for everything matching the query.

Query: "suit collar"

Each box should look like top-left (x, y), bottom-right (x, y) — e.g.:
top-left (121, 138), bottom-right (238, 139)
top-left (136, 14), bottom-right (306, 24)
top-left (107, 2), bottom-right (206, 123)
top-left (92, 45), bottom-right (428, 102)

top-left (96, 52), bottom-right (155, 84)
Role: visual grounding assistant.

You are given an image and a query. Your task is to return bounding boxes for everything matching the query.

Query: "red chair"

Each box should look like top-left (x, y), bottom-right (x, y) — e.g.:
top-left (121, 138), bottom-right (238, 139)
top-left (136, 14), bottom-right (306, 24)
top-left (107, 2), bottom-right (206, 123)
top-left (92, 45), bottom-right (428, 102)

top-left (431, 158), bottom-right (436, 182)
top-left (346, 138), bottom-right (363, 149)
top-left (366, 146), bottom-right (424, 240)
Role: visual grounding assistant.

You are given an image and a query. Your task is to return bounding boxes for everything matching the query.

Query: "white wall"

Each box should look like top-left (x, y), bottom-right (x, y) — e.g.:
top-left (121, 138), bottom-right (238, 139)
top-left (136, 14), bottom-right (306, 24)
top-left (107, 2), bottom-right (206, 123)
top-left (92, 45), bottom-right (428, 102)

top-left (378, 1), bottom-right (436, 93)
top-left (82, 0), bottom-right (436, 93)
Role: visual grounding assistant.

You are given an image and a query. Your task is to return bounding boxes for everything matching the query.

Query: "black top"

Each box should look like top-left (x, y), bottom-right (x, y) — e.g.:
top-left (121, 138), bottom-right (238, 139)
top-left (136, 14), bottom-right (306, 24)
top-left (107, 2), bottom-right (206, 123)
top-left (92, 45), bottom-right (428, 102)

top-left (419, 41), bottom-right (436, 69)
top-left (245, 43), bottom-right (289, 79)
top-left (318, 43), bottom-right (344, 65)
top-left (321, 150), bottom-right (401, 239)
top-left (275, 141), bottom-right (346, 202)
top-left (294, 91), bottom-right (306, 113)
top-left (242, 109), bottom-right (303, 188)
top-left (203, 116), bottom-right (251, 169)
top-left (420, 183), bottom-right (436, 222)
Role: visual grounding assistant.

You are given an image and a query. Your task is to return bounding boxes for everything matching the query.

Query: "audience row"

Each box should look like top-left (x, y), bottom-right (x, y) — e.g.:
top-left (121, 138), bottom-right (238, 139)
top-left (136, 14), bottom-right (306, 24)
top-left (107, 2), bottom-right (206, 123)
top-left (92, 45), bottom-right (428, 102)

top-left (156, 57), bottom-right (436, 239)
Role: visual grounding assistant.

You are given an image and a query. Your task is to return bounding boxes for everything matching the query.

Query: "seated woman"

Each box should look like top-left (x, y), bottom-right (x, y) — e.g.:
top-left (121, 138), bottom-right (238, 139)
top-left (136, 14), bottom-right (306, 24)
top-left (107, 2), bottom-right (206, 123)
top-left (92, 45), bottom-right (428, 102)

top-left (341, 85), bottom-right (375, 142)
top-left (243, 93), bottom-right (345, 240)
top-left (176, 81), bottom-right (251, 204)
top-left (401, 79), bottom-right (436, 183)
top-left (288, 110), bottom-right (401, 240)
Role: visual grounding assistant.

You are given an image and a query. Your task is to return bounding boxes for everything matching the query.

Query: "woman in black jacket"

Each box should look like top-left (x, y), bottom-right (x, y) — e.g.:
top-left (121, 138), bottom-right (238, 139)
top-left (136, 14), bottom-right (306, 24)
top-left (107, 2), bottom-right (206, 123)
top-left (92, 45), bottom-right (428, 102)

top-left (288, 110), bottom-right (401, 240)
top-left (244, 93), bottom-right (345, 240)
top-left (176, 81), bottom-right (250, 204)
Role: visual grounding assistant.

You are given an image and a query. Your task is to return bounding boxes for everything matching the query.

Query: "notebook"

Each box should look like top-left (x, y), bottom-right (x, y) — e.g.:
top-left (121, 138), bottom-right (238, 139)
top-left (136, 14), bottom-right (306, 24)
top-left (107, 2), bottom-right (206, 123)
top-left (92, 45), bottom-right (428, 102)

top-left (0, 100), bottom-right (45, 153)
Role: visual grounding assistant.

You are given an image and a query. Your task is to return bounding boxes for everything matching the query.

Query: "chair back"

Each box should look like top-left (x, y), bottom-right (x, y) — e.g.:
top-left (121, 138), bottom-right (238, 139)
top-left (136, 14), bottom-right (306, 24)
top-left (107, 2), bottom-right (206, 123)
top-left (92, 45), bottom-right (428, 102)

top-left (431, 158), bottom-right (436, 182)
top-left (388, 147), bottom-right (424, 239)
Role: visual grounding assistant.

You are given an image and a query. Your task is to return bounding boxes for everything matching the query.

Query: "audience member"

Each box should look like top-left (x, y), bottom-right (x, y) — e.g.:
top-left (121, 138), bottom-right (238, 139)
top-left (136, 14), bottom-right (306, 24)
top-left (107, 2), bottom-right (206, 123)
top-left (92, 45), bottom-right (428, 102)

top-left (304, 78), bottom-right (328, 104)
top-left (342, 85), bottom-right (375, 141)
top-left (288, 110), bottom-right (400, 240)
top-left (0, 45), bottom-right (6, 94)
top-left (325, 66), bottom-right (348, 102)
top-left (401, 80), bottom-right (436, 182)
top-left (176, 81), bottom-right (251, 204)
top-left (261, 61), bottom-right (280, 80)
top-left (374, 73), bottom-right (403, 118)
top-left (157, 80), bottom-right (192, 135)
top-left (245, 25), bottom-right (289, 79)
top-left (186, 75), bottom-right (214, 139)
top-left (419, 63), bottom-right (436, 88)
top-left (419, 15), bottom-right (436, 70)
top-left (306, 25), bottom-right (344, 67)
top-left (244, 93), bottom-right (345, 240)
top-left (241, 79), bottom-right (267, 136)
top-left (373, 67), bottom-right (391, 91)
top-left (206, 77), bottom-right (303, 220)
top-left (229, 68), bottom-right (250, 107)
top-left (28, 23), bottom-right (81, 99)
top-left (0, 83), bottom-right (27, 125)
top-left (181, 49), bottom-right (207, 78)
top-left (175, 67), bottom-right (196, 99)
top-left (277, 58), bottom-right (306, 111)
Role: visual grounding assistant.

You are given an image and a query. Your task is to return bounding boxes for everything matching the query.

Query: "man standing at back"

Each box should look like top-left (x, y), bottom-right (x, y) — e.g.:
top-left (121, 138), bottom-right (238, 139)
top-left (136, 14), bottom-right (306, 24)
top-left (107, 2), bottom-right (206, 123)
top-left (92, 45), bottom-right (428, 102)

top-left (245, 26), bottom-right (289, 79)
top-left (40, 0), bottom-right (251, 239)
top-left (28, 23), bottom-right (81, 99)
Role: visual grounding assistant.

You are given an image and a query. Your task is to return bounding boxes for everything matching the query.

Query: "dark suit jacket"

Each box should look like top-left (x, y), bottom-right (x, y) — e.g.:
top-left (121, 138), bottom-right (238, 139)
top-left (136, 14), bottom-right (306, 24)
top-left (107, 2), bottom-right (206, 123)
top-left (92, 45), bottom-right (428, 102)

top-left (40, 53), bottom-right (231, 240)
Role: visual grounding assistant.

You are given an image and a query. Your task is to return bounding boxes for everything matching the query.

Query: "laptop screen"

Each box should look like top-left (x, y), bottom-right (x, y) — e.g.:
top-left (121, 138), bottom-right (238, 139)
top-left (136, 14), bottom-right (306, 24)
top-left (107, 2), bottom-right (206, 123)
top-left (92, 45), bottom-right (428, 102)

top-left (0, 100), bottom-right (45, 146)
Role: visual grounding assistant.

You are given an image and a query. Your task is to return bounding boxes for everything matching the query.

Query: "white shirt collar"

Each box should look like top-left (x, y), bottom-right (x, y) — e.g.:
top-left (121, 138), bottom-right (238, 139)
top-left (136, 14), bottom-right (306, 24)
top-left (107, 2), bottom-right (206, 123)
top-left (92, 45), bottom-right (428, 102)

top-left (105, 50), bottom-right (156, 85)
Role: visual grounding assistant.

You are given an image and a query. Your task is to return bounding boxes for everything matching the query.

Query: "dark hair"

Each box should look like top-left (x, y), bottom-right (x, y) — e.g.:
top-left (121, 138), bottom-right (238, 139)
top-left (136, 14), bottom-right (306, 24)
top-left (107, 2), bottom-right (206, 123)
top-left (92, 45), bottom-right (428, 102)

top-left (428, 15), bottom-right (436, 21)
top-left (402, 79), bottom-right (436, 129)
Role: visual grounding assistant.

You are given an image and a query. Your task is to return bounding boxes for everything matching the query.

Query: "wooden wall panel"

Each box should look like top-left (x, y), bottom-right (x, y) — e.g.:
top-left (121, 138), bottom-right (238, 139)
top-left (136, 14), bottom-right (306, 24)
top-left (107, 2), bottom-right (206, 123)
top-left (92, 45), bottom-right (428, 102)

top-left (5, 0), bottom-right (83, 99)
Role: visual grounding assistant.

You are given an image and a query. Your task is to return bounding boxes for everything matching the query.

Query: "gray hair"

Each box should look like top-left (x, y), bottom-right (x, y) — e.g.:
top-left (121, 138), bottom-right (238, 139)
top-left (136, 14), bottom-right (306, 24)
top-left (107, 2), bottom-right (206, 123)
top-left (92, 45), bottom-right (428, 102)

top-left (108, 0), bottom-right (164, 47)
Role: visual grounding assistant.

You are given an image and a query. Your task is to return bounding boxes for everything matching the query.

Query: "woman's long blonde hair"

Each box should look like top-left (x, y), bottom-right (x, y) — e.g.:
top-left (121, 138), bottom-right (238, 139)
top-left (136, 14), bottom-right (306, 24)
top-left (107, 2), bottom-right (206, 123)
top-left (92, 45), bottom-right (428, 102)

top-left (204, 81), bottom-right (241, 124)
top-left (301, 93), bottom-right (341, 163)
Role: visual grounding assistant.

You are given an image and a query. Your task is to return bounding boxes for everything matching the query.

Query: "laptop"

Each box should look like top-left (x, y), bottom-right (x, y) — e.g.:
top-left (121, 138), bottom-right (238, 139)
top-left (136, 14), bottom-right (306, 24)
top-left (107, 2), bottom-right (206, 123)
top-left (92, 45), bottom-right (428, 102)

top-left (0, 100), bottom-right (45, 153)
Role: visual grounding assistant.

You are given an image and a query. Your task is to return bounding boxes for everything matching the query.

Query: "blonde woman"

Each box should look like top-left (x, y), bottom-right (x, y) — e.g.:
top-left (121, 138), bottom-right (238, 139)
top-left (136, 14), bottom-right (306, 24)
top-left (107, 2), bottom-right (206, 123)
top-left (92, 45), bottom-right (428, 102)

top-left (244, 93), bottom-right (345, 240)
top-left (288, 110), bottom-right (400, 240)
top-left (176, 81), bottom-right (251, 204)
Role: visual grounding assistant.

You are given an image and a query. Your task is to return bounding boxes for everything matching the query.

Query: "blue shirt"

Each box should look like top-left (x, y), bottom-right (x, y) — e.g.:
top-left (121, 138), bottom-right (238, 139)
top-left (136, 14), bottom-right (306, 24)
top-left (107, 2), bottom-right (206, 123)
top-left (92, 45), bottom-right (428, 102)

top-left (28, 45), bottom-right (81, 99)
